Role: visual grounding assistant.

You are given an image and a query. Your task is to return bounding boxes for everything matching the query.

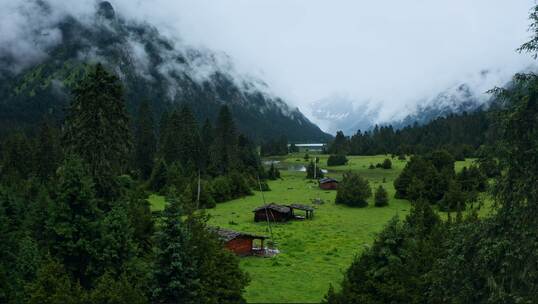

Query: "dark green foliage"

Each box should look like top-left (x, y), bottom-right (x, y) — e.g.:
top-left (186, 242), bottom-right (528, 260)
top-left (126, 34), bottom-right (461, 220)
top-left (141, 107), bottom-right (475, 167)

top-left (200, 119), bottom-right (214, 171)
top-left (267, 163), bottom-right (281, 180)
top-left (335, 172), bottom-right (371, 207)
top-left (147, 159), bottom-right (167, 193)
top-left (328, 131), bottom-right (349, 155)
top-left (25, 258), bottom-right (84, 304)
top-left (134, 101), bottom-right (156, 180)
top-left (429, 71), bottom-right (538, 303)
top-left (161, 105), bottom-right (201, 174)
top-left (306, 161), bottom-right (324, 179)
top-left (324, 201), bottom-right (443, 304)
top-left (304, 153), bottom-right (309, 161)
top-left (381, 158), bottom-right (392, 169)
top-left (35, 119), bottom-right (61, 182)
top-left (327, 111), bottom-right (489, 156)
top-left (152, 191), bottom-right (199, 303)
top-left (327, 154), bottom-right (348, 166)
top-left (261, 135), bottom-right (288, 156)
top-left (63, 63), bottom-right (132, 200)
top-left (288, 143), bottom-right (299, 153)
top-left (211, 176), bottom-right (233, 203)
top-left (397, 153), bottom-right (406, 160)
top-left (87, 272), bottom-right (147, 304)
top-left (374, 185), bottom-right (389, 207)
top-left (1, 132), bottom-right (35, 181)
top-left (394, 154), bottom-right (452, 204)
top-left (46, 156), bottom-right (101, 287)
top-left (438, 180), bottom-right (467, 212)
top-left (152, 192), bottom-right (248, 303)
top-left (210, 105), bottom-right (239, 175)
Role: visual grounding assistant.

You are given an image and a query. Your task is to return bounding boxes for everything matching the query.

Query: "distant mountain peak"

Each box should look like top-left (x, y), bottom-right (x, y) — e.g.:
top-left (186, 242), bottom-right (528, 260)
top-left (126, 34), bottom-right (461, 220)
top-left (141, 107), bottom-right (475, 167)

top-left (0, 1), bottom-right (330, 141)
top-left (97, 1), bottom-right (115, 20)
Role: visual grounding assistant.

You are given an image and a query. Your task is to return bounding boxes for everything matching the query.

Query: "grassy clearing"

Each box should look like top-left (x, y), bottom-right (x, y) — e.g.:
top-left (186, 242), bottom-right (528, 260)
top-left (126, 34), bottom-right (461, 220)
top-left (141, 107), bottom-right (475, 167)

top-left (149, 154), bottom-right (480, 303)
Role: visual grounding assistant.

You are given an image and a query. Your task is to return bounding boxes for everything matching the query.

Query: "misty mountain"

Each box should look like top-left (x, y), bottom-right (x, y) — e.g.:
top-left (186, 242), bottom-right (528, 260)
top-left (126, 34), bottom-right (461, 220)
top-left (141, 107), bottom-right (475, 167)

top-left (0, 1), bottom-right (330, 142)
top-left (311, 81), bottom-right (496, 135)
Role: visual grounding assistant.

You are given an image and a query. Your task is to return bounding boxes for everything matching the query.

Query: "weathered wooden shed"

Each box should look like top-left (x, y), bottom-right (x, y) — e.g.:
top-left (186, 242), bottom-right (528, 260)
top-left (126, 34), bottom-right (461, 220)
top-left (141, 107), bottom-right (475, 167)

top-left (319, 177), bottom-right (338, 190)
top-left (215, 228), bottom-right (268, 256)
top-left (289, 203), bottom-right (315, 219)
top-left (253, 203), bottom-right (293, 222)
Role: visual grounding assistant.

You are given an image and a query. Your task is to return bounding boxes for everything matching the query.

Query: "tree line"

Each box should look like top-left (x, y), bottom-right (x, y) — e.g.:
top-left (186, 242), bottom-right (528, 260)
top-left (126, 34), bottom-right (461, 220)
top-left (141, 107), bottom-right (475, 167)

top-left (0, 63), bottom-right (256, 303)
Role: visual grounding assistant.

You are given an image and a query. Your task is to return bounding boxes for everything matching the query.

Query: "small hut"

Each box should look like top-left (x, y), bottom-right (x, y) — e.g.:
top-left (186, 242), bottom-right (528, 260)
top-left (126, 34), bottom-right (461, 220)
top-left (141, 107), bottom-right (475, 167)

top-left (319, 177), bottom-right (338, 190)
top-left (214, 228), bottom-right (268, 256)
top-left (289, 203), bottom-right (315, 219)
top-left (253, 203), bottom-right (293, 222)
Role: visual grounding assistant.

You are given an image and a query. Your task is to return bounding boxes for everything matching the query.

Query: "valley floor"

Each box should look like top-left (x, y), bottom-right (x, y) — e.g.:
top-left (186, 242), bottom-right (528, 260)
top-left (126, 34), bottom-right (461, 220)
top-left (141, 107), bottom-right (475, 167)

top-left (150, 154), bottom-right (477, 303)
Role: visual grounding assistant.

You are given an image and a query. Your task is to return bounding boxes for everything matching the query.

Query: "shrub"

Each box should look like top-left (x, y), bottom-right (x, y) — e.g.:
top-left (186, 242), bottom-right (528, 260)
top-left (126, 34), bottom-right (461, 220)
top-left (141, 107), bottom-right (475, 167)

top-left (398, 154), bottom-right (406, 160)
top-left (374, 185), bottom-right (389, 207)
top-left (306, 161), bottom-right (324, 179)
top-left (368, 164), bottom-right (375, 169)
top-left (327, 155), bottom-right (348, 166)
top-left (381, 158), bottom-right (392, 169)
top-left (267, 163), bottom-right (280, 180)
top-left (335, 172), bottom-right (372, 207)
top-left (211, 176), bottom-right (232, 203)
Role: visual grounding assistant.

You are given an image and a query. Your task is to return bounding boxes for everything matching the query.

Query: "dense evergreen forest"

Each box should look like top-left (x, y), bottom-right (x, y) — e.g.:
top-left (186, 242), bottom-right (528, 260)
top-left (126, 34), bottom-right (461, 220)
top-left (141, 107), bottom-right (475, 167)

top-left (0, 63), bottom-right (268, 303)
top-left (327, 110), bottom-right (491, 159)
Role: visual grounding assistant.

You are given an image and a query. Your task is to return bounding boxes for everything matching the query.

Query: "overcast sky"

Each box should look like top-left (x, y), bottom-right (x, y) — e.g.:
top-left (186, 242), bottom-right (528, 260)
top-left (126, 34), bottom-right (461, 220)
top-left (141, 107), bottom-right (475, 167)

top-left (2, 0), bottom-right (536, 130)
top-left (112, 0), bottom-right (536, 126)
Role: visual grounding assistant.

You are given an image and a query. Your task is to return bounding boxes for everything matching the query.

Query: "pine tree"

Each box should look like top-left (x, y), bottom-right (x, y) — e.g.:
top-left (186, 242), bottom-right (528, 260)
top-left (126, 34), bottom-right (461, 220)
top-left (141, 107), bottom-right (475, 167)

top-left (152, 190), bottom-right (200, 303)
top-left (374, 185), bottom-right (389, 207)
top-left (45, 156), bottom-right (101, 288)
top-left (134, 101), bottom-right (156, 180)
top-left (177, 105), bottom-right (201, 174)
top-left (200, 118), bottom-right (214, 171)
top-left (63, 63), bottom-right (132, 200)
top-left (35, 119), bottom-right (61, 182)
top-left (210, 105), bottom-right (239, 175)
top-left (335, 172), bottom-right (371, 207)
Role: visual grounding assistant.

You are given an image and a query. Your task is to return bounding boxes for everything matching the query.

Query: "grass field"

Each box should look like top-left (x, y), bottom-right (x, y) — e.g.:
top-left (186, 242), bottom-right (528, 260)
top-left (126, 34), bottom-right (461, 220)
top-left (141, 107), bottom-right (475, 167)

top-left (149, 154), bottom-right (478, 303)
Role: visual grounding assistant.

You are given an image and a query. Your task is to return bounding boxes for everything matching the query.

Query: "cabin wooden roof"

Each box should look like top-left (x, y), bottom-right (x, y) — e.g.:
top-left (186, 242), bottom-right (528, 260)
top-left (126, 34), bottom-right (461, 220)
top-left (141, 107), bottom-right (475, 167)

top-left (253, 203), bottom-right (291, 214)
top-left (213, 227), bottom-right (267, 242)
top-left (319, 177), bottom-right (338, 184)
top-left (289, 203), bottom-right (314, 211)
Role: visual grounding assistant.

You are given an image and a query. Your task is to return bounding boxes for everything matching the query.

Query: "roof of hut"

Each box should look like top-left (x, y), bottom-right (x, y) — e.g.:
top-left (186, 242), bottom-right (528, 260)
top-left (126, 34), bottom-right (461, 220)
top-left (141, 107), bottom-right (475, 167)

top-left (253, 203), bottom-right (291, 214)
top-left (213, 227), bottom-right (267, 242)
top-left (319, 177), bottom-right (338, 184)
top-left (289, 203), bottom-right (314, 211)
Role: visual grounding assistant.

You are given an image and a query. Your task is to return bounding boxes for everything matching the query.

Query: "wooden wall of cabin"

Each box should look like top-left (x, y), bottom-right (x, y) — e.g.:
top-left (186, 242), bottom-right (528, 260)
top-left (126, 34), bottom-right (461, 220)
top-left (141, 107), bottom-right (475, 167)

top-left (225, 237), bottom-right (253, 255)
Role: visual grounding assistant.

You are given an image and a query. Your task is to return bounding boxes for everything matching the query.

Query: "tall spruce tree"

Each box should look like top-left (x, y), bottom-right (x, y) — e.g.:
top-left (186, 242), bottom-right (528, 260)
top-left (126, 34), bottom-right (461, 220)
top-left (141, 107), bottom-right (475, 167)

top-left (45, 156), bottom-right (101, 288)
top-left (152, 190), bottom-right (199, 303)
top-left (177, 105), bottom-right (201, 173)
top-left (134, 101), bottom-right (156, 180)
top-left (63, 63), bottom-right (132, 200)
top-left (36, 119), bottom-right (61, 182)
top-left (210, 105), bottom-right (239, 175)
top-left (161, 109), bottom-right (181, 165)
top-left (200, 118), bottom-right (214, 171)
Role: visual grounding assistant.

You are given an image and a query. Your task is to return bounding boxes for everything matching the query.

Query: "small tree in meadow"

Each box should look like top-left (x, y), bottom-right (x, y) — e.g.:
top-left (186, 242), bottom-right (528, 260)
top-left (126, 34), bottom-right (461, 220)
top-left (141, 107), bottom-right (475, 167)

top-left (374, 185), bottom-right (389, 207)
top-left (381, 158), bottom-right (392, 169)
top-left (327, 154), bottom-right (348, 166)
top-left (335, 172), bottom-right (372, 207)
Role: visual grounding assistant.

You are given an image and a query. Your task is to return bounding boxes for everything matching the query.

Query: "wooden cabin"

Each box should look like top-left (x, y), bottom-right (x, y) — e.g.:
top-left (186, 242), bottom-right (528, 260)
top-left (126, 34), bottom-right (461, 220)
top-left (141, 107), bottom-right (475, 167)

top-left (289, 203), bottom-right (314, 219)
top-left (214, 228), bottom-right (267, 256)
top-left (253, 203), bottom-right (293, 222)
top-left (319, 177), bottom-right (338, 190)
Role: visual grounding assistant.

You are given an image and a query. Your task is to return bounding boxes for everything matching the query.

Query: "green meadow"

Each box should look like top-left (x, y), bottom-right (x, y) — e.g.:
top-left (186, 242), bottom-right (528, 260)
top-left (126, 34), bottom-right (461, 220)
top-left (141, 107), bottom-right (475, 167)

top-left (150, 154), bottom-right (478, 303)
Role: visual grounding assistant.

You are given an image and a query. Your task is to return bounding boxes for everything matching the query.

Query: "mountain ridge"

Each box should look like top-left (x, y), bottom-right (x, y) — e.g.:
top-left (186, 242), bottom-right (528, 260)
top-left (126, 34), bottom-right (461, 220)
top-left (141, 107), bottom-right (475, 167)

top-left (0, 1), bottom-right (330, 142)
